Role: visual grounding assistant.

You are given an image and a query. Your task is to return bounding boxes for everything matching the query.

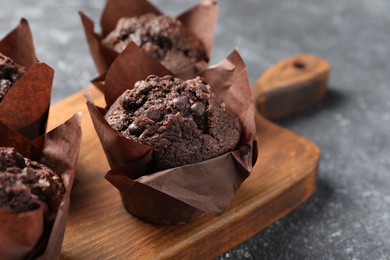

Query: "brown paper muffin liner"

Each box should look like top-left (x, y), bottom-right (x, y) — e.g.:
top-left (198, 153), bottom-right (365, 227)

top-left (86, 47), bottom-right (257, 224)
top-left (0, 19), bottom-right (54, 140)
top-left (0, 113), bottom-right (82, 259)
top-left (79, 0), bottom-right (218, 88)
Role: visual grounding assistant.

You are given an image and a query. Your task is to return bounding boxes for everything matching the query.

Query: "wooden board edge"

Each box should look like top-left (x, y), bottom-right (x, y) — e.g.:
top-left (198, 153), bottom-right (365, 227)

top-left (48, 86), bottom-right (321, 259)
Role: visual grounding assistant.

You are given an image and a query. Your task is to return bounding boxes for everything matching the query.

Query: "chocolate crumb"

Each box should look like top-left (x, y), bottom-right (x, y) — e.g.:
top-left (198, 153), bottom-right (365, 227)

top-left (0, 53), bottom-right (26, 102)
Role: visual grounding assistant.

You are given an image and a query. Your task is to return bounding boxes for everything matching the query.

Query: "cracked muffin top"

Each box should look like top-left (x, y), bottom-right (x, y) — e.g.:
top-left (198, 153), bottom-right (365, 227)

top-left (105, 75), bottom-right (242, 170)
top-left (0, 148), bottom-right (64, 220)
top-left (102, 13), bottom-right (208, 78)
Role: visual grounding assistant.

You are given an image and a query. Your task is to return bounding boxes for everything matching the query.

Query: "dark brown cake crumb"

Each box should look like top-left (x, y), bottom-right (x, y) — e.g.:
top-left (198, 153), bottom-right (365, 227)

top-left (0, 148), bottom-right (64, 219)
top-left (105, 75), bottom-right (242, 170)
top-left (0, 53), bottom-right (26, 102)
top-left (102, 13), bottom-right (208, 77)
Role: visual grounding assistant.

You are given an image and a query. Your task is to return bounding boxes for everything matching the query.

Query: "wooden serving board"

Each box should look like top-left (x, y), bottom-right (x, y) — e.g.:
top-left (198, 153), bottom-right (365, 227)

top-left (48, 86), bottom-right (319, 259)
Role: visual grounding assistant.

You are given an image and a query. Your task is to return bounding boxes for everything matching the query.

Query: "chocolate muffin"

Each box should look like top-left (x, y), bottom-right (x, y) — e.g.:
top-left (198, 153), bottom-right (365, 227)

top-left (102, 14), bottom-right (208, 77)
top-left (105, 75), bottom-right (242, 170)
top-left (0, 53), bottom-right (26, 102)
top-left (0, 148), bottom-right (64, 220)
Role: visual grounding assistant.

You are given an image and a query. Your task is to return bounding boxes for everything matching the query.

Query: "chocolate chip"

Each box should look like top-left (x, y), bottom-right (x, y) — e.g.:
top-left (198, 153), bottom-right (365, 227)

top-left (162, 75), bottom-right (175, 82)
top-left (119, 120), bottom-right (130, 132)
top-left (124, 95), bottom-right (146, 110)
top-left (147, 108), bottom-right (162, 121)
top-left (135, 97), bottom-right (145, 107)
top-left (122, 91), bottom-right (140, 110)
top-left (172, 96), bottom-right (188, 110)
top-left (134, 80), bottom-right (144, 89)
top-left (155, 48), bottom-right (166, 59)
top-left (156, 36), bottom-right (172, 50)
top-left (127, 123), bottom-right (142, 136)
top-left (174, 78), bottom-right (182, 85)
top-left (191, 102), bottom-right (205, 116)
top-left (10, 74), bottom-right (19, 82)
top-left (183, 49), bottom-right (193, 57)
top-left (119, 29), bottom-right (131, 41)
top-left (135, 81), bottom-right (152, 93)
top-left (197, 84), bottom-right (209, 93)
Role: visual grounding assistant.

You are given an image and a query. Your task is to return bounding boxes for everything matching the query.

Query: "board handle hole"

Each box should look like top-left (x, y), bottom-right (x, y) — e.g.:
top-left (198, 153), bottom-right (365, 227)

top-left (293, 60), bottom-right (306, 69)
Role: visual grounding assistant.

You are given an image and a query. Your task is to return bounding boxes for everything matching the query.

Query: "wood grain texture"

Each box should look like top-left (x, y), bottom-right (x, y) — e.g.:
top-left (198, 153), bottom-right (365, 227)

top-left (252, 54), bottom-right (330, 119)
top-left (47, 86), bottom-right (319, 260)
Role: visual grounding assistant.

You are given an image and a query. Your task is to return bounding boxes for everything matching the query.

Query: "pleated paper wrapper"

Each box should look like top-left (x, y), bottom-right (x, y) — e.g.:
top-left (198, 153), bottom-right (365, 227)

top-left (80, 0), bottom-right (218, 89)
top-left (0, 19), bottom-right (54, 140)
top-left (0, 114), bottom-right (82, 259)
top-left (86, 46), bottom-right (257, 224)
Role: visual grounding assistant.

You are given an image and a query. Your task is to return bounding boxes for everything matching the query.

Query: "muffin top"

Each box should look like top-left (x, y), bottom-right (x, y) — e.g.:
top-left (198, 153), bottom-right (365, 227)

top-left (0, 53), bottom-right (26, 102)
top-left (105, 75), bottom-right (242, 170)
top-left (0, 148), bottom-right (65, 220)
top-left (102, 13), bottom-right (208, 77)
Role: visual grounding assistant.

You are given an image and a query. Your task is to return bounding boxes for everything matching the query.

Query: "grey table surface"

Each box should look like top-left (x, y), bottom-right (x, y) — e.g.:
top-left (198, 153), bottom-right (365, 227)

top-left (1, 0), bottom-right (389, 259)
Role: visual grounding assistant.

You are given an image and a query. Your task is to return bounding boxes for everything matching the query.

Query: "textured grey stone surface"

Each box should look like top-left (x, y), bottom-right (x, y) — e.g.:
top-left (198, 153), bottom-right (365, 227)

top-left (1, 0), bottom-right (389, 259)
